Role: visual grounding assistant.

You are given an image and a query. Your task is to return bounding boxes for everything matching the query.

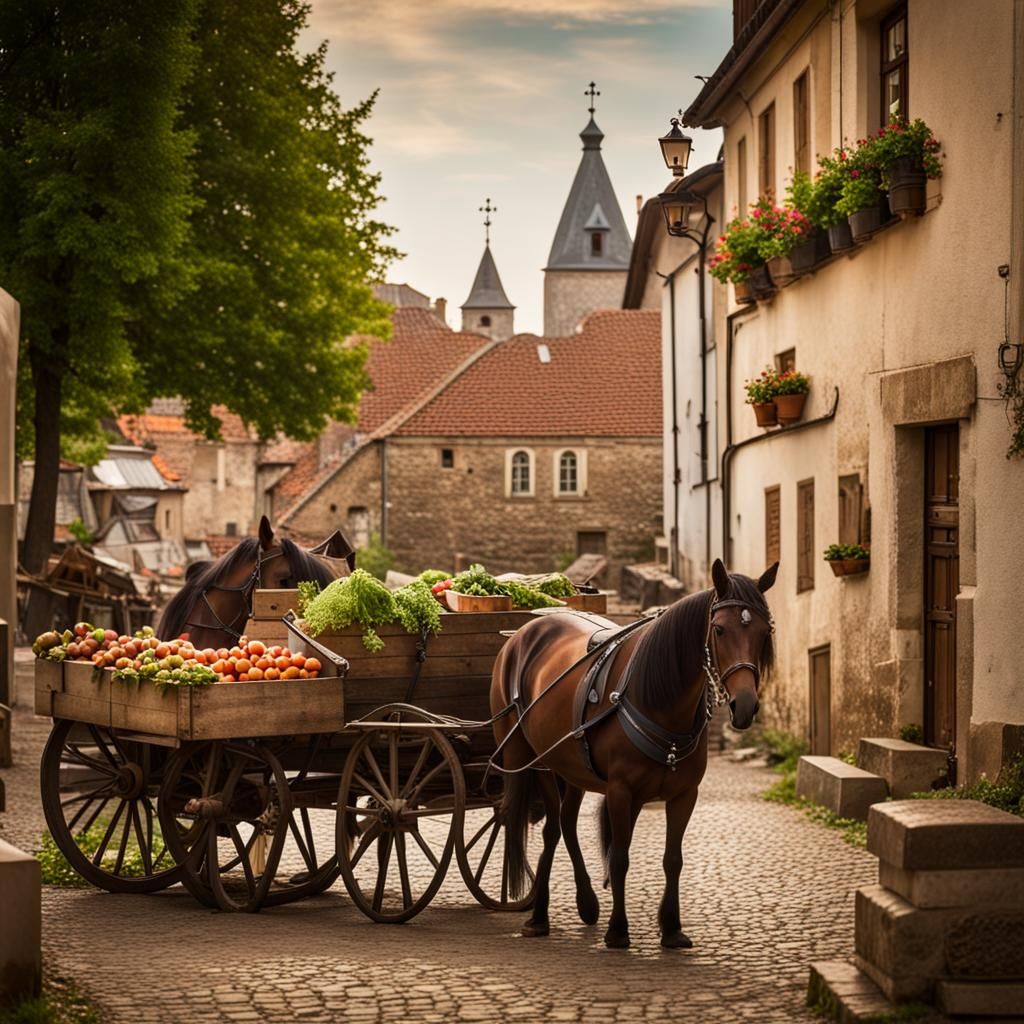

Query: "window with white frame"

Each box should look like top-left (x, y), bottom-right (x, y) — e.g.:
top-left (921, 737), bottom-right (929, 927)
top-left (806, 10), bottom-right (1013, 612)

top-left (553, 448), bottom-right (587, 497)
top-left (505, 448), bottom-right (535, 497)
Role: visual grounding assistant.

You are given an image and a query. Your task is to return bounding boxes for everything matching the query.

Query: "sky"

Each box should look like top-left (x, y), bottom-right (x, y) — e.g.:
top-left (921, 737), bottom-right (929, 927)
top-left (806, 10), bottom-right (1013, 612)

top-left (304, 0), bottom-right (732, 336)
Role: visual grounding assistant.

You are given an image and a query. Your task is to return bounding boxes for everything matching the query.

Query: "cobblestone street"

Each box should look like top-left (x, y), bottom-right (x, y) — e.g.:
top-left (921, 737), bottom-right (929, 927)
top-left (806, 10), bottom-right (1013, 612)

top-left (1, 653), bottom-right (877, 1023)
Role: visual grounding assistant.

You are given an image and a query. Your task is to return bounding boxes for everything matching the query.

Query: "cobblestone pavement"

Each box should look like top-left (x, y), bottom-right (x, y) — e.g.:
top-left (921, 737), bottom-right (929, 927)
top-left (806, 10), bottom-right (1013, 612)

top-left (1, 652), bottom-right (877, 1023)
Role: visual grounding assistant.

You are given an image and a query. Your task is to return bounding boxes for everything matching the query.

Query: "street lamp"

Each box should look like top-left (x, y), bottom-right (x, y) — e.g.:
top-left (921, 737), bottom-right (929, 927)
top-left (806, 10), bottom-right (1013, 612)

top-left (657, 189), bottom-right (703, 237)
top-left (659, 114), bottom-right (693, 177)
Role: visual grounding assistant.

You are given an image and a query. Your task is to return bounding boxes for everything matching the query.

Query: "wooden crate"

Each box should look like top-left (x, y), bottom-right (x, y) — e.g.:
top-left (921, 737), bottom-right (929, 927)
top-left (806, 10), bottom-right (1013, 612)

top-left (286, 611), bottom-right (534, 726)
top-left (34, 655), bottom-right (348, 741)
top-left (565, 592), bottom-right (608, 614)
top-left (244, 588), bottom-right (300, 644)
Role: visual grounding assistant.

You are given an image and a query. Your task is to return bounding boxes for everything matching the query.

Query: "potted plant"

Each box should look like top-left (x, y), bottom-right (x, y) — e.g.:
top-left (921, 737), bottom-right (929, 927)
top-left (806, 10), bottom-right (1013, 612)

top-left (773, 369), bottom-right (810, 424)
top-left (836, 143), bottom-right (889, 242)
top-left (709, 218), bottom-right (763, 304)
top-left (872, 117), bottom-right (943, 216)
top-left (785, 170), bottom-right (831, 273)
top-left (744, 368), bottom-right (779, 427)
top-left (754, 194), bottom-right (813, 286)
top-left (813, 149), bottom-right (857, 253)
top-left (823, 543), bottom-right (870, 576)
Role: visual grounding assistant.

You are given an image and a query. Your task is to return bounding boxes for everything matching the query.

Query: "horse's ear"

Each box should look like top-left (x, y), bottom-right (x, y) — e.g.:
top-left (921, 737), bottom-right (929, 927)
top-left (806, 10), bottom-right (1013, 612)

top-left (711, 558), bottom-right (730, 600)
top-left (757, 561), bottom-right (780, 593)
top-left (258, 515), bottom-right (275, 550)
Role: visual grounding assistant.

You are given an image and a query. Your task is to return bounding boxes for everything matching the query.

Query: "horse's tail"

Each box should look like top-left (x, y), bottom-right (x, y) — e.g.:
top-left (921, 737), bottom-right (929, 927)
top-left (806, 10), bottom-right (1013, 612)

top-left (501, 767), bottom-right (541, 900)
top-left (598, 796), bottom-right (612, 889)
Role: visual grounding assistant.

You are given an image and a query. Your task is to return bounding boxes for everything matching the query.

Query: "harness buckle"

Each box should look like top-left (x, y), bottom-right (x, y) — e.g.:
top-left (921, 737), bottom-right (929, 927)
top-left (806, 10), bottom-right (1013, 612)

top-left (609, 690), bottom-right (621, 704)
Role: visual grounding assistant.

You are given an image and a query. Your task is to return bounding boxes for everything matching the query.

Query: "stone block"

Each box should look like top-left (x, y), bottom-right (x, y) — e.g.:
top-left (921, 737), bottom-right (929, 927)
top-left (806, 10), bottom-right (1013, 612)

top-left (857, 737), bottom-right (949, 798)
top-left (807, 961), bottom-right (897, 1024)
top-left (0, 839), bottom-right (41, 1004)
top-left (867, 800), bottom-right (1024, 870)
top-left (936, 979), bottom-right (1024, 1017)
top-left (879, 861), bottom-right (1024, 909)
top-left (796, 755), bottom-right (889, 820)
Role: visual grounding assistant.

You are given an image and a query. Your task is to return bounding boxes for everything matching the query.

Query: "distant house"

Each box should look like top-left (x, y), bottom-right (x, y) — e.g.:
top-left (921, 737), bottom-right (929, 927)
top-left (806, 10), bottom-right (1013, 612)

top-left (276, 307), bottom-right (662, 585)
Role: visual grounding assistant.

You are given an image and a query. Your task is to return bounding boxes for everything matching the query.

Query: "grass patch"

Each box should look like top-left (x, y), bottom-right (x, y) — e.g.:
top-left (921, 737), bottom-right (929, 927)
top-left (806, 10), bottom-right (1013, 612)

top-left (0, 975), bottom-right (102, 1024)
top-left (911, 754), bottom-right (1024, 817)
top-left (36, 828), bottom-right (149, 888)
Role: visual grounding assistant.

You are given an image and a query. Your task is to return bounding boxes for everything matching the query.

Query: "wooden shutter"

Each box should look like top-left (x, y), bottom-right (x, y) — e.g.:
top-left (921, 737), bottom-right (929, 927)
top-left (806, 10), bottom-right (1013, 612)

top-left (809, 645), bottom-right (831, 755)
top-left (838, 474), bottom-right (863, 546)
top-left (759, 103), bottom-right (775, 195)
top-left (737, 136), bottom-right (748, 214)
top-left (793, 71), bottom-right (810, 176)
top-left (765, 486), bottom-right (781, 566)
top-left (797, 478), bottom-right (815, 593)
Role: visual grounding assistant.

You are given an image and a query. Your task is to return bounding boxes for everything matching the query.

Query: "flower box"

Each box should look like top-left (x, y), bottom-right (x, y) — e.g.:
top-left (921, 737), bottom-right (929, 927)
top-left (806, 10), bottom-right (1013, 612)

top-left (790, 227), bottom-right (831, 273)
top-left (848, 200), bottom-right (890, 243)
top-left (827, 221), bottom-right (856, 253)
top-left (748, 264), bottom-right (777, 300)
top-left (774, 392), bottom-right (807, 425)
top-left (734, 279), bottom-right (755, 305)
top-left (828, 558), bottom-right (870, 577)
top-left (886, 156), bottom-right (927, 216)
top-left (766, 254), bottom-right (796, 287)
top-left (752, 402), bottom-right (778, 428)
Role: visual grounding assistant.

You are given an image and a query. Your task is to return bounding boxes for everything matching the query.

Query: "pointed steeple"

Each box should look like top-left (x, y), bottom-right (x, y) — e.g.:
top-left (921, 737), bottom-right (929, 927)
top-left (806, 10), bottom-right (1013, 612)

top-left (543, 84), bottom-right (632, 336)
top-left (461, 199), bottom-right (515, 340)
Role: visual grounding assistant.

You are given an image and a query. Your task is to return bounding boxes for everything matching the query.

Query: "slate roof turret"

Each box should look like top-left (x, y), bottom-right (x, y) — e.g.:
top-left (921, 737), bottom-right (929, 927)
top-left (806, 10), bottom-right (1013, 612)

top-left (461, 245), bottom-right (514, 311)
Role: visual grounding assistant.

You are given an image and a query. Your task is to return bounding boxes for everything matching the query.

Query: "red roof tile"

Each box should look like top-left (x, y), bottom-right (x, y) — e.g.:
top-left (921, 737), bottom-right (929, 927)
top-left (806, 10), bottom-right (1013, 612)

top-left (357, 307), bottom-right (490, 433)
top-left (394, 309), bottom-right (662, 437)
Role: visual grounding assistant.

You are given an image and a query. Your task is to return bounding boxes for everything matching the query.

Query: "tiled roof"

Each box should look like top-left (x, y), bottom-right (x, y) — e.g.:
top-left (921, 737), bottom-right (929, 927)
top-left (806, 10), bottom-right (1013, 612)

top-left (357, 307), bottom-right (491, 434)
top-left (394, 309), bottom-right (662, 437)
top-left (260, 436), bottom-right (311, 465)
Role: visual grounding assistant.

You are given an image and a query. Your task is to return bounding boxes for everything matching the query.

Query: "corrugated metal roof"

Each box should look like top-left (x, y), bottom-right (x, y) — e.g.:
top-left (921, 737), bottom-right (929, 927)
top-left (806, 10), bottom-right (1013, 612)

top-left (91, 453), bottom-right (170, 490)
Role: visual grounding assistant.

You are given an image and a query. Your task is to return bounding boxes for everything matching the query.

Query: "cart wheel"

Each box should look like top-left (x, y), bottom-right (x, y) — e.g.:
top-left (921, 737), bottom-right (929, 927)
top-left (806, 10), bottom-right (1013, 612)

top-left (158, 740), bottom-right (292, 913)
top-left (262, 796), bottom-right (340, 908)
top-left (40, 719), bottom-right (189, 893)
top-left (456, 792), bottom-right (538, 912)
top-left (336, 725), bottom-right (465, 923)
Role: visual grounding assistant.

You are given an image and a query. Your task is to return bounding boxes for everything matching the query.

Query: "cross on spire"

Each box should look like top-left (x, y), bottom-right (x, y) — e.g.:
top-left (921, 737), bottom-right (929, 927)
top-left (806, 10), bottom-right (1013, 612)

top-left (585, 81), bottom-right (600, 116)
top-left (480, 197), bottom-right (496, 246)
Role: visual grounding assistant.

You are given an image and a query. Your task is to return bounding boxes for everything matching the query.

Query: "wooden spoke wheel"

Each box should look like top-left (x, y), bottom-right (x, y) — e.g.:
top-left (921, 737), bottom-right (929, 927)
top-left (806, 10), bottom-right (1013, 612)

top-left (456, 783), bottom-right (538, 912)
top-left (336, 724), bottom-right (465, 923)
top-left (40, 719), bottom-right (190, 893)
top-left (158, 740), bottom-right (292, 913)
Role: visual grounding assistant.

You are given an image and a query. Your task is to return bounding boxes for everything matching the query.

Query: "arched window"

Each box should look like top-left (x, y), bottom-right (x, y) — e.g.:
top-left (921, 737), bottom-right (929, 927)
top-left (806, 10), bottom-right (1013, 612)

top-left (511, 450), bottom-right (531, 495)
top-left (479, 315), bottom-right (492, 328)
top-left (558, 451), bottom-right (578, 494)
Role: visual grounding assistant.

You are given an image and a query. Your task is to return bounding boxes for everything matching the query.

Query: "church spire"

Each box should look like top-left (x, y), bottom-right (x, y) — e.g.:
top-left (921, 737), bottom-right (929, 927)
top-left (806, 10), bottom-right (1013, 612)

top-left (461, 199), bottom-right (515, 341)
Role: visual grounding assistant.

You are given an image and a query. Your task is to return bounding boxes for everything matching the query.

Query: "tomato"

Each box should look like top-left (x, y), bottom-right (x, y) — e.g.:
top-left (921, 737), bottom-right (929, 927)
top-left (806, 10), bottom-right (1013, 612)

top-left (247, 667), bottom-right (264, 681)
top-left (269, 646), bottom-right (283, 658)
top-left (247, 640), bottom-right (266, 657)
top-left (155, 643), bottom-right (170, 658)
top-left (281, 666), bottom-right (300, 680)
top-left (299, 669), bottom-right (309, 679)
top-left (274, 656), bottom-right (290, 671)
top-left (236, 658), bottom-right (252, 674)
top-left (221, 674), bottom-right (236, 683)
top-left (291, 654), bottom-right (306, 669)
top-left (304, 658), bottom-right (322, 675)
top-left (263, 667), bottom-right (280, 680)
top-left (237, 672), bottom-right (250, 681)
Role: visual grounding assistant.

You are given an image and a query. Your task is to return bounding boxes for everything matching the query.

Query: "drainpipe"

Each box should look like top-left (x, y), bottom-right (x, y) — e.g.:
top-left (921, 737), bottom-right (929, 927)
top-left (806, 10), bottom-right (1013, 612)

top-left (379, 439), bottom-right (389, 546)
top-left (721, 386), bottom-right (840, 566)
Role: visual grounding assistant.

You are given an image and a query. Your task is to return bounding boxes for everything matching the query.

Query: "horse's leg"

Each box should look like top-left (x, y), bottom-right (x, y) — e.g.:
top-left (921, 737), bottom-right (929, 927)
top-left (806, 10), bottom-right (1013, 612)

top-left (560, 784), bottom-right (599, 925)
top-left (603, 783), bottom-right (640, 949)
top-left (521, 772), bottom-right (563, 937)
top-left (659, 787), bottom-right (699, 949)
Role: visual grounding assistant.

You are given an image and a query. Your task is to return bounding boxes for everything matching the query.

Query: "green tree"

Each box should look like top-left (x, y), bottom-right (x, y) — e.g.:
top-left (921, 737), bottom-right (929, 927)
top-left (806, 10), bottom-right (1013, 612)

top-left (139, 0), bottom-right (397, 441)
top-left (0, 1), bottom-right (198, 574)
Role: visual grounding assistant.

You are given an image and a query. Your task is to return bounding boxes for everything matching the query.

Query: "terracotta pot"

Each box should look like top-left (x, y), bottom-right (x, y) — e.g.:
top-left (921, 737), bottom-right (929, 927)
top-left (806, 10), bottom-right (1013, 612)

top-left (790, 228), bottom-right (831, 273)
top-left (848, 198), bottom-right (891, 243)
top-left (734, 279), bottom-right (755, 305)
top-left (752, 402), bottom-right (778, 427)
top-left (827, 221), bottom-right (856, 253)
top-left (886, 156), bottom-right (927, 216)
top-left (828, 558), bottom-right (869, 577)
top-left (774, 392), bottom-right (807, 425)
top-left (766, 253), bottom-right (796, 286)
top-left (748, 264), bottom-right (777, 299)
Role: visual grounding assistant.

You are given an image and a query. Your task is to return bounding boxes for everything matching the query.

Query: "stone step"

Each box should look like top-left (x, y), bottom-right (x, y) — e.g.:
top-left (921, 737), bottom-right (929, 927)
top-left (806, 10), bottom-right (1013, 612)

top-left (936, 979), bottom-right (1024, 1018)
top-left (807, 961), bottom-right (947, 1023)
top-left (0, 839), bottom-right (41, 1003)
top-left (858, 738), bottom-right (950, 798)
top-left (855, 884), bottom-right (1024, 1002)
top-left (880, 862), bottom-right (1024, 909)
top-left (795, 755), bottom-right (889, 821)
top-left (867, 800), bottom-right (1024, 871)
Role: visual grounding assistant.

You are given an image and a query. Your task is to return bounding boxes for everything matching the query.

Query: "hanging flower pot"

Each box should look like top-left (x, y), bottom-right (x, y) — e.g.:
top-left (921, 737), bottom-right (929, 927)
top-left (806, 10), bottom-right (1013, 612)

top-left (824, 544), bottom-right (870, 576)
top-left (748, 264), bottom-right (777, 299)
top-left (790, 228), bottom-right (831, 273)
top-left (774, 392), bottom-right (807, 425)
top-left (752, 402), bottom-right (778, 427)
top-left (766, 253), bottom-right (796, 287)
top-left (734, 279), bottom-right (755, 305)
top-left (848, 198), bottom-right (890, 243)
top-left (827, 220), bottom-right (856, 253)
top-left (886, 156), bottom-right (927, 216)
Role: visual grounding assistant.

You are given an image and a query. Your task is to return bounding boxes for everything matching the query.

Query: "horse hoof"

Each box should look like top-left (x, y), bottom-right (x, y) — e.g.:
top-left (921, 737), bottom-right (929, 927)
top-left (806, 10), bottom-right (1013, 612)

top-left (661, 930), bottom-right (693, 949)
top-left (604, 930), bottom-right (630, 949)
top-left (577, 889), bottom-right (600, 925)
top-left (521, 920), bottom-right (550, 938)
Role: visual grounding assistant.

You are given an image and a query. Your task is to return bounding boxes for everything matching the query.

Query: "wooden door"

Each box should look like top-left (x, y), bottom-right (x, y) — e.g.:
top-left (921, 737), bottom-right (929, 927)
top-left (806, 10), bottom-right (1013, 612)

top-left (924, 424), bottom-right (959, 750)
top-left (809, 645), bottom-right (831, 755)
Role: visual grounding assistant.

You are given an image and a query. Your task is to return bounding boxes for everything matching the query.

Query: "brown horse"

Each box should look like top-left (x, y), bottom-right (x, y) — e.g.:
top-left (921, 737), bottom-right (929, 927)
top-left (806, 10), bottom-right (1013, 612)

top-left (490, 558), bottom-right (777, 949)
top-left (157, 516), bottom-right (354, 650)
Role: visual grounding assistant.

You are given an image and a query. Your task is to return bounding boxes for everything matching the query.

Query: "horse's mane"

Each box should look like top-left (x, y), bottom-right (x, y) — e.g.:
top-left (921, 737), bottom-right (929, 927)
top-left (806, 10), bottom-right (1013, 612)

top-left (629, 572), bottom-right (774, 709)
top-left (156, 536), bottom-right (339, 640)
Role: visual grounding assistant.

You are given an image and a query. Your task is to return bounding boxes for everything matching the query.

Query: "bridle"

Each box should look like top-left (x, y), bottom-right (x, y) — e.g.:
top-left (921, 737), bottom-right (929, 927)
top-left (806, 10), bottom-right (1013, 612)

top-left (183, 546), bottom-right (290, 644)
top-left (702, 597), bottom-right (775, 708)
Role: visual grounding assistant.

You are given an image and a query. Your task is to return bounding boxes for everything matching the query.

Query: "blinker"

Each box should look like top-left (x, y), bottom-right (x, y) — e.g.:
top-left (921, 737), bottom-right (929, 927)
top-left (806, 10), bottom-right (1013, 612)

top-left (741, 609), bottom-right (752, 625)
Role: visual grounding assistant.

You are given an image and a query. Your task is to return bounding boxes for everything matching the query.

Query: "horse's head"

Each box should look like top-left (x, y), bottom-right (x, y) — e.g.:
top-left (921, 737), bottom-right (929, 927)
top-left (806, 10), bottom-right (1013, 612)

top-left (708, 558), bottom-right (778, 730)
top-left (256, 516), bottom-right (355, 588)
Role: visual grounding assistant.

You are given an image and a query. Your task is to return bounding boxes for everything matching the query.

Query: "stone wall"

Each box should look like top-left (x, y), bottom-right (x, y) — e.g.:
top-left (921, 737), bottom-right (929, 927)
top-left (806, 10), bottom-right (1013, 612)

top-left (461, 308), bottom-right (513, 342)
top-left (543, 270), bottom-right (627, 337)
top-left (383, 437), bottom-right (661, 583)
top-left (180, 440), bottom-right (262, 540)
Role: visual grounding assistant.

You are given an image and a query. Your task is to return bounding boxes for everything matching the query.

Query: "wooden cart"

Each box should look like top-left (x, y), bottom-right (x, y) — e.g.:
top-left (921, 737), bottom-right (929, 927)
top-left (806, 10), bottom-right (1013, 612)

top-left (35, 602), bottom-right (545, 921)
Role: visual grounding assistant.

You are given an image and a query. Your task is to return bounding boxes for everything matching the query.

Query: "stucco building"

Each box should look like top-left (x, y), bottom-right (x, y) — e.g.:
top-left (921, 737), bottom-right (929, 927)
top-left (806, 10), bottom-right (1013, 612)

top-left (636, 0), bottom-right (1024, 782)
